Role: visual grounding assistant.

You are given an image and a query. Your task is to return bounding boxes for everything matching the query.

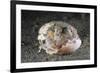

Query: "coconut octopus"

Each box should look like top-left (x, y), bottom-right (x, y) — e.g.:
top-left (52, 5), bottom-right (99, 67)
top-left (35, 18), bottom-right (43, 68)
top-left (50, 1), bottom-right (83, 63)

top-left (37, 21), bottom-right (81, 55)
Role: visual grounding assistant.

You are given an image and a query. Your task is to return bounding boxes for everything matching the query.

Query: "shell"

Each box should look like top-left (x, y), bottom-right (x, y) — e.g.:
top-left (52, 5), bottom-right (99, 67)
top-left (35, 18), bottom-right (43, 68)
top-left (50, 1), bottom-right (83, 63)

top-left (37, 21), bottom-right (81, 55)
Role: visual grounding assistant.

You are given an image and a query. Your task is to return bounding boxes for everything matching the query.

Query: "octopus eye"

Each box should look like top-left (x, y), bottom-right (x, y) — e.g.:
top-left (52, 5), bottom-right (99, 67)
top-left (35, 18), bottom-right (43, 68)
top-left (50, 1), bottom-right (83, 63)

top-left (62, 27), bottom-right (67, 33)
top-left (43, 40), bottom-right (45, 44)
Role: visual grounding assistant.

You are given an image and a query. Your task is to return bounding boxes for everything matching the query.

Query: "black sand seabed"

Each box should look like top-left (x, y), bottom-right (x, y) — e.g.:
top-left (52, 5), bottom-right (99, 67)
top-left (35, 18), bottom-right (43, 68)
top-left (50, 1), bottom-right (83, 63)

top-left (21, 10), bottom-right (90, 63)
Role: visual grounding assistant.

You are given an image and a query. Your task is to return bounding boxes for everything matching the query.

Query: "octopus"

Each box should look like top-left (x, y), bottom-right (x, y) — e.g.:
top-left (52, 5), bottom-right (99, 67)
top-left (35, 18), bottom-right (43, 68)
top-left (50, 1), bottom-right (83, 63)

top-left (37, 21), bottom-right (82, 55)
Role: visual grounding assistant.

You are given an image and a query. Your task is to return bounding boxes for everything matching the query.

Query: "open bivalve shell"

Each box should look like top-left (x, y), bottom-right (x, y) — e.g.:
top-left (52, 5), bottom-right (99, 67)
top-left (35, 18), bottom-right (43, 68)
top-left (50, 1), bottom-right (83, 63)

top-left (37, 21), bottom-right (81, 55)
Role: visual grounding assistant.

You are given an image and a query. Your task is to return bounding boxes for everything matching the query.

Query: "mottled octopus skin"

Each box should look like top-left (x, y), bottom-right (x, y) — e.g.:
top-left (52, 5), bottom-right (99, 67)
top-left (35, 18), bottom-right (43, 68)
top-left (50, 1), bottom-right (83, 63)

top-left (37, 21), bottom-right (81, 55)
